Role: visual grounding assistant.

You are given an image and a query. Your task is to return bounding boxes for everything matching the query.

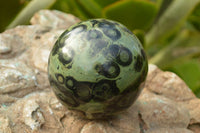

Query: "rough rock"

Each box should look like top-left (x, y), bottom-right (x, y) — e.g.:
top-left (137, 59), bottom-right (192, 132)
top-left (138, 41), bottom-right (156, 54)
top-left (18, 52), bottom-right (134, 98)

top-left (0, 60), bottom-right (36, 99)
top-left (30, 10), bottom-right (81, 29)
top-left (0, 10), bottom-right (199, 133)
top-left (0, 115), bottom-right (12, 133)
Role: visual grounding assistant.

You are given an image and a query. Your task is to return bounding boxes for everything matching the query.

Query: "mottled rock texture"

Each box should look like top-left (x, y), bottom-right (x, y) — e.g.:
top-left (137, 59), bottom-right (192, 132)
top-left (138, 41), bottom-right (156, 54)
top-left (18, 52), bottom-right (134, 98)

top-left (0, 10), bottom-right (199, 133)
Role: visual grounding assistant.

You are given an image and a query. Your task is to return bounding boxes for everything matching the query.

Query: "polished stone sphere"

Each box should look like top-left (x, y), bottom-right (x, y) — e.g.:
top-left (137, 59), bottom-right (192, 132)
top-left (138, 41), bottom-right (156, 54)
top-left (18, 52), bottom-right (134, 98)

top-left (48, 19), bottom-right (148, 119)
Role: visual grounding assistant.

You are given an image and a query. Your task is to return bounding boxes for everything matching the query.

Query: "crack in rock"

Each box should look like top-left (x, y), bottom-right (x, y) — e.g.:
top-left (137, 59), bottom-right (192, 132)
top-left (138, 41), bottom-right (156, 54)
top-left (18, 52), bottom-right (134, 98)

top-left (138, 113), bottom-right (148, 133)
top-left (187, 122), bottom-right (200, 132)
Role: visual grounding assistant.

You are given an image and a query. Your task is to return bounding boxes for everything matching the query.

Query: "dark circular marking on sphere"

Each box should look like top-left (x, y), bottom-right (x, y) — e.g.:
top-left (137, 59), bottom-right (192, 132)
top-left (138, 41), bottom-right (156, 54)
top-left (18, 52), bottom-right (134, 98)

top-left (87, 29), bottom-right (103, 40)
top-left (89, 39), bottom-right (108, 56)
top-left (90, 20), bottom-right (99, 27)
top-left (140, 65), bottom-right (148, 82)
top-left (103, 28), bottom-right (121, 41)
top-left (71, 24), bottom-right (87, 33)
top-left (74, 82), bottom-right (92, 102)
top-left (55, 92), bottom-right (79, 107)
top-left (92, 80), bottom-right (119, 102)
top-left (95, 62), bottom-right (120, 78)
top-left (58, 34), bottom-right (70, 48)
top-left (134, 55), bottom-right (143, 72)
top-left (118, 89), bottom-right (139, 109)
top-left (116, 46), bottom-right (132, 66)
top-left (58, 48), bottom-right (75, 65)
top-left (52, 41), bottom-right (60, 56)
top-left (58, 29), bottom-right (69, 41)
top-left (65, 76), bottom-right (76, 90)
top-left (56, 30), bottom-right (70, 50)
top-left (141, 49), bottom-right (146, 60)
top-left (108, 44), bottom-right (120, 58)
top-left (66, 64), bottom-right (72, 69)
top-left (48, 75), bottom-right (79, 107)
top-left (98, 20), bottom-right (115, 29)
top-left (55, 73), bottom-right (64, 84)
top-left (51, 78), bottom-right (70, 95)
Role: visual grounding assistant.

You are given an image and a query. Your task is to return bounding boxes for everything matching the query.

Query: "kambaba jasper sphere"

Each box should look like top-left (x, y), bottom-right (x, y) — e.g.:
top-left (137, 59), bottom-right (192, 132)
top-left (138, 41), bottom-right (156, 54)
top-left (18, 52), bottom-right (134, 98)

top-left (48, 19), bottom-right (148, 119)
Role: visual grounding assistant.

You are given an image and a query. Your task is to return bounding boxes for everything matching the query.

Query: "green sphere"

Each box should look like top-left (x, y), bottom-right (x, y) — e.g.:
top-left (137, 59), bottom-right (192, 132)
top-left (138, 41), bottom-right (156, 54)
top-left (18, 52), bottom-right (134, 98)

top-left (48, 19), bottom-right (148, 119)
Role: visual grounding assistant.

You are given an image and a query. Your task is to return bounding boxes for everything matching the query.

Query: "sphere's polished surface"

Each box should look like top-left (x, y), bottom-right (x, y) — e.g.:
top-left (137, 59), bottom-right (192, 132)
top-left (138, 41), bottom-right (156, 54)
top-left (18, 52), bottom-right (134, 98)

top-left (48, 19), bottom-right (148, 119)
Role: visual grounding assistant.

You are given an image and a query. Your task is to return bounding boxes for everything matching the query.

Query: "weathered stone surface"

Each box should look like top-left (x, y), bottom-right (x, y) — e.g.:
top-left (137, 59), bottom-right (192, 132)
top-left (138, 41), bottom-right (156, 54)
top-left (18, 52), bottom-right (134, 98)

top-left (0, 32), bottom-right (26, 59)
top-left (23, 99), bottom-right (45, 130)
top-left (136, 89), bottom-right (190, 129)
top-left (0, 115), bottom-right (12, 133)
top-left (30, 29), bottom-right (63, 72)
top-left (0, 10), bottom-right (199, 133)
top-left (0, 34), bottom-right (12, 54)
top-left (185, 99), bottom-right (200, 126)
top-left (145, 128), bottom-right (193, 133)
top-left (146, 65), bottom-right (196, 101)
top-left (30, 10), bottom-right (80, 29)
top-left (0, 60), bottom-right (36, 99)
